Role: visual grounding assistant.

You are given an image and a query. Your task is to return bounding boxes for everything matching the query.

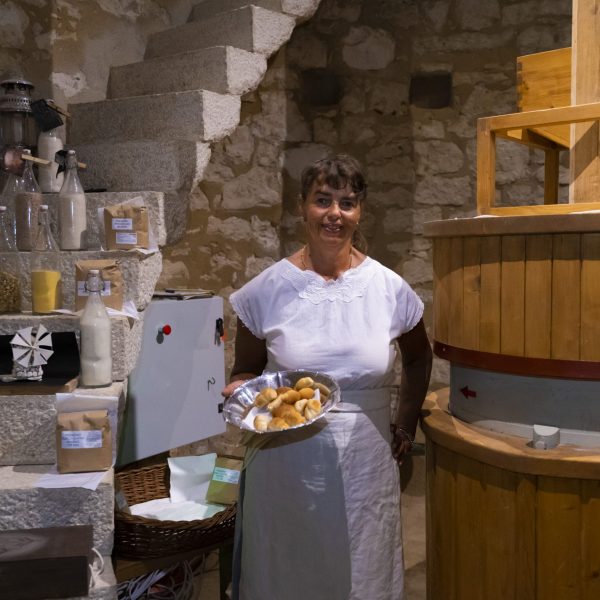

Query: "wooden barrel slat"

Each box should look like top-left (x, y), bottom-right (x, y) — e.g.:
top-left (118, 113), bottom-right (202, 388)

top-left (479, 236), bottom-right (502, 353)
top-left (525, 235), bottom-right (553, 358)
top-left (462, 237), bottom-right (481, 350)
top-left (581, 480), bottom-right (600, 599)
top-left (433, 237), bottom-right (452, 344)
top-left (448, 237), bottom-right (464, 348)
top-left (551, 234), bottom-right (581, 360)
top-left (580, 233), bottom-right (600, 361)
top-left (501, 235), bottom-right (526, 356)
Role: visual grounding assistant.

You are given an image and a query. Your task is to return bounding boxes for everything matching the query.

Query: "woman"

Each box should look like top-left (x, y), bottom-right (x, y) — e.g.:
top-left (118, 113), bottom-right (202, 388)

top-left (223, 154), bottom-right (432, 600)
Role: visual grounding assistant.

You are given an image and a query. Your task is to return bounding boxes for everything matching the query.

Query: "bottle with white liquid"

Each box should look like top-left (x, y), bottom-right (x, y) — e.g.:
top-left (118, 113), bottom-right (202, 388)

top-left (37, 128), bottom-right (64, 193)
top-left (58, 149), bottom-right (87, 249)
top-left (80, 269), bottom-right (112, 387)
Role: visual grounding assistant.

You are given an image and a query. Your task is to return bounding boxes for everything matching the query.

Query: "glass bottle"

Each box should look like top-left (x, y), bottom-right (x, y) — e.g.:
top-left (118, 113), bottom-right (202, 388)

top-left (37, 128), bottom-right (64, 193)
top-left (15, 149), bottom-right (42, 251)
top-left (31, 204), bottom-right (62, 313)
top-left (0, 205), bottom-right (16, 251)
top-left (79, 269), bottom-right (112, 387)
top-left (1, 168), bottom-right (24, 242)
top-left (0, 206), bottom-right (20, 313)
top-left (58, 149), bottom-right (87, 250)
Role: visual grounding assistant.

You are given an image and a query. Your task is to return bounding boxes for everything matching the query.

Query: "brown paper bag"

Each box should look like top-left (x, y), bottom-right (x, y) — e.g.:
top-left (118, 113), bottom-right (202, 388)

top-left (56, 410), bottom-right (112, 474)
top-left (205, 456), bottom-right (243, 505)
top-left (103, 203), bottom-right (149, 250)
top-left (75, 259), bottom-right (124, 311)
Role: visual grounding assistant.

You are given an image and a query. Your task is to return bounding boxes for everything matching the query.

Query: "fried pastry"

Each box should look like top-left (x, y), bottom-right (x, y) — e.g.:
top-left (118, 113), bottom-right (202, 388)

top-left (267, 396), bottom-right (283, 412)
top-left (254, 414), bottom-right (270, 432)
top-left (254, 394), bottom-right (270, 408)
top-left (298, 387), bottom-right (315, 399)
top-left (294, 399), bottom-right (308, 414)
top-left (294, 377), bottom-right (315, 391)
top-left (313, 382), bottom-right (331, 398)
top-left (283, 410), bottom-right (306, 427)
top-left (276, 386), bottom-right (293, 394)
top-left (260, 387), bottom-right (278, 401)
top-left (268, 417), bottom-right (290, 431)
top-left (281, 390), bottom-right (302, 403)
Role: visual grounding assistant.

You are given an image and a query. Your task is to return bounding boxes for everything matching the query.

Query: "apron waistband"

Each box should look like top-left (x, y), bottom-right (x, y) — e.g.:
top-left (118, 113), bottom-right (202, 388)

top-left (331, 388), bottom-right (392, 412)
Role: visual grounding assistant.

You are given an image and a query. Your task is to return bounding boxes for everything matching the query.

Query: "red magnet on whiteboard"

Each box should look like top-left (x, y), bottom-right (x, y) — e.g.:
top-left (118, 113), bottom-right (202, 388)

top-left (161, 325), bottom-right (172, 335)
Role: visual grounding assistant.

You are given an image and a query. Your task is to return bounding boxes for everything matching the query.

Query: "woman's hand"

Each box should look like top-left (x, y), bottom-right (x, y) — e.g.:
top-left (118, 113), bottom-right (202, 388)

top-left (221, 378), bottom-right (251, 398)
top-left (390, 424), bottom-right (413, 464)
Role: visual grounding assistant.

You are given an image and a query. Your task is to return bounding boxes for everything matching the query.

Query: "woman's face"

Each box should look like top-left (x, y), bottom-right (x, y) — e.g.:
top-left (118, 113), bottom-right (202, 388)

top-left (302, 181), bottom-right (361, 248)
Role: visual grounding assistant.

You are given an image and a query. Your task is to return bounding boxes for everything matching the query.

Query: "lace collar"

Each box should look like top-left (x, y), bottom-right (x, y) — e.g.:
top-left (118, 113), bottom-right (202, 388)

top-left (280, 257), bottom-right (376, 304)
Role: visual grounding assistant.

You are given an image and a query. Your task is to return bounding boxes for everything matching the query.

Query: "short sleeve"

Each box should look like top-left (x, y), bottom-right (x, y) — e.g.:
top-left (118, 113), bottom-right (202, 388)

top-left (229, 285), bottom-right (264, 339)
top-left (391, 279), bottom-right (424, 338)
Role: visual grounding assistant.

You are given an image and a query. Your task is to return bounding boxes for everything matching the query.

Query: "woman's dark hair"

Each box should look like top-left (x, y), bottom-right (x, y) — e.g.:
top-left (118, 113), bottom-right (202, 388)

top-left (300, 154), bottom-right (367, 203)
top-left (300, 154), bottom-right (369, 253)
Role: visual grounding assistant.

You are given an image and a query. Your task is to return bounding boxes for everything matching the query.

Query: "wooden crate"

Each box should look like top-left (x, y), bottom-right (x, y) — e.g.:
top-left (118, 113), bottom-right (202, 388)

top-left (517, 47), bottom-right (571, 147)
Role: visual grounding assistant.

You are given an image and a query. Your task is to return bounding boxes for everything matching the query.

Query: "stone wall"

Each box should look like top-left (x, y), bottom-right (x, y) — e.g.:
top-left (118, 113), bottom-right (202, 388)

top-left (160, 0), bottom-right (572, 387)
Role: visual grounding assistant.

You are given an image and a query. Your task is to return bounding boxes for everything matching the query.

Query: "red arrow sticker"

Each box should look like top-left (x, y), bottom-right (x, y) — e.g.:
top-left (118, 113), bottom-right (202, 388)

top-left (460, 385), bottom-right (477, 399)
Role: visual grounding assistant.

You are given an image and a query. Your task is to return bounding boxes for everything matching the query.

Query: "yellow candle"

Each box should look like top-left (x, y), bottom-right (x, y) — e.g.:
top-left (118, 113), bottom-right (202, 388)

top-left (31, 270), bottom-right (62, 313)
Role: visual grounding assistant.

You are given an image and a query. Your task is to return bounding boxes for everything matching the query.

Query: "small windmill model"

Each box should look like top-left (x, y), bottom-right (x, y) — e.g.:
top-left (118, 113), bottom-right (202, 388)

top-left (1, 326), bottom-right (54, 382)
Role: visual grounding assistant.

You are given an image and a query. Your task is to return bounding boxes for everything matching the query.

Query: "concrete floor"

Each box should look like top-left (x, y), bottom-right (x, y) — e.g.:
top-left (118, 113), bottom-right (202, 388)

top-left (193, 446), bottom-right (427, 600)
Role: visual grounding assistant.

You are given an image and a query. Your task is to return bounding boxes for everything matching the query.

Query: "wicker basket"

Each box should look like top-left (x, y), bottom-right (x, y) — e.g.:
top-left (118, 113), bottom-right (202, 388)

top-left (114, 459), bottom-right (237, 559)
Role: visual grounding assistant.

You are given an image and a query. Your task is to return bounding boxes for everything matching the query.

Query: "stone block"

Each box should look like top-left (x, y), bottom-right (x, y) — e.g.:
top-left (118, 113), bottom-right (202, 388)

top-left (145, 6), bottom-right (295, 59)
top-left (109, 46), bottom-right (266, 98)
top-left (0, 250), bottom-right (162, 311)
top-left (0, 314), bottom-right (143, 382)
top-left (42, 191), bottom-right (169, 248)
top-left (72, 140), bottom-right (211, 196)
top-left (0, 383), bottom-right (126, 466)
top-left (0, 467), bottom-right (114, 555)
top-left (69, 90), bottom-right (240, 144)
top-left (191, 0), bottom-right (320, 20)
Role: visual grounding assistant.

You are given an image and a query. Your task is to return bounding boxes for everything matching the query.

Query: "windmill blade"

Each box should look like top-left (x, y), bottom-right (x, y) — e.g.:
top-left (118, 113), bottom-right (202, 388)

top-left (34, 325), bottom-right (51, 346)
top-left (12, 346), bottom-right (32, 363)
top-left (36, 348), bottom-right (54, 362)
top-left (11, 327), bottom-right (33, 346)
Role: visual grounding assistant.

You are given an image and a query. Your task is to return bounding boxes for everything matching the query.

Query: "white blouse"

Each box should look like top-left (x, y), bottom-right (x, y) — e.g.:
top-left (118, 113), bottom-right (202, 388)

top-left (230, 256), bottom-right (424, 390)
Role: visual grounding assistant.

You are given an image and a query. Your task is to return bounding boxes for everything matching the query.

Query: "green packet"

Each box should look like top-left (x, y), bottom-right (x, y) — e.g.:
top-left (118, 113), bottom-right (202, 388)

top-left (205, 456), bottom-right (243, 505)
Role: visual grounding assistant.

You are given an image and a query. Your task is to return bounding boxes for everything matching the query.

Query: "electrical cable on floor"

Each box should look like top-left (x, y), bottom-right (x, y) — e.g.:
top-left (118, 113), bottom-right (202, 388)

top-left (117, 556), bottom-right (205, 600)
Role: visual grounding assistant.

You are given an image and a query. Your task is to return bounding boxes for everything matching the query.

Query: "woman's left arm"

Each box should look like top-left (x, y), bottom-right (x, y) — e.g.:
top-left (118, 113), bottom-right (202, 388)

top-left (392, 318), bottom-right (433, 463)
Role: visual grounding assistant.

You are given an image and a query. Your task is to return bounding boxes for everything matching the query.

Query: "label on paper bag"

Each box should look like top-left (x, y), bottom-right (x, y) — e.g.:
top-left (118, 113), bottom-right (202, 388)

top-left (116, 232), bottom-right (137, 245)
top-left (56, 410), bottom-right (112, 474)
top-left (212, 467), bottom-right (241, 485)
top-left (205, 456), bottom-right (243, 505)
top-left (61, 430), bottom-right (103, 449)
top-left (112, 218), bottom-right (133, 230)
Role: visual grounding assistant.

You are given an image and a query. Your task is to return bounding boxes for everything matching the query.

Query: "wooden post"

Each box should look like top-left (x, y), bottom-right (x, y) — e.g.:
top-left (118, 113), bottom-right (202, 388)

top-left (569, 0), bottom-right (600, 202)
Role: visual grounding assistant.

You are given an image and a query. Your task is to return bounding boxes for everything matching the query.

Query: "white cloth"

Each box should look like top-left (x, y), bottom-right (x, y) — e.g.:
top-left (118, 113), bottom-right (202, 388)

top-left (229, 257), bottom-right (424, 600)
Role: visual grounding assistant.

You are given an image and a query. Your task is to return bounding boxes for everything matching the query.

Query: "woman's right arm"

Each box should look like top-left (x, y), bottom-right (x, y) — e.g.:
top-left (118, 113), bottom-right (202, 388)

top-left (221, 318), bottom-right (268, 398)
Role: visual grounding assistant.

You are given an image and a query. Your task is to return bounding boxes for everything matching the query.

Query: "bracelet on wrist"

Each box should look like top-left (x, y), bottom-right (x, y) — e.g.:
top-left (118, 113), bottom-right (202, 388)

top-left (390, 424), bottom-right (414, 444)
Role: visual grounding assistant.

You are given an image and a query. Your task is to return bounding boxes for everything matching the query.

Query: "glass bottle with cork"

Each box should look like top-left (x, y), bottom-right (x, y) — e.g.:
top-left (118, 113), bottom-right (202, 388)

top-left (58, 149), bottom-right (87, 250)
top-left (37, 127), bottom-right (64, 193)
top-left (15, 149), bottom-right (42, 251)
top-left (79, 269), bottom-right (112, 388)
top-left (31, 204), bottom-right (62, 313)
top-left (0, 205), bottom-right (20, 313)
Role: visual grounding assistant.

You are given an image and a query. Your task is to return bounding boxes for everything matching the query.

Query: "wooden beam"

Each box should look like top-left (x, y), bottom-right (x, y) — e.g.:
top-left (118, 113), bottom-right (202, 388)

top-left (477, 119), bottom-right (495, 214)
top-left (570, 0), bottom-right (600, 203)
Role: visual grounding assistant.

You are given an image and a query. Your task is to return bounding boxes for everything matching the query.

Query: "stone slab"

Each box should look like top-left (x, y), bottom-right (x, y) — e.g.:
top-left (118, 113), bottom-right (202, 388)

top-left (69, 90), bottom-right (240, 144)
top-left (72, 141), bottom-right (211, 197)
top-left (42, 191), bottom-right (168, 248)
top-left (145, 6), bottom-right (295, 59)
top-left (0, 382), bottom-right (126, 466)
top-left (191, 0), bottom-right (320, 20)
top-left (0, 314), bottom-right (144, 382)
top-left (109, 46), bottom-right (266, 98)
top-left (0, 466), bottom-right (114, 555)
top-left (0, 250), bottom-right (162, 311)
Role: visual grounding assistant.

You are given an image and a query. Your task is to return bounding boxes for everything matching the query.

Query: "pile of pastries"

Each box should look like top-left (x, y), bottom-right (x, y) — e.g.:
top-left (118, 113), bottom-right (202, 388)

top-left (252, 377), bottom-right (331, 432)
